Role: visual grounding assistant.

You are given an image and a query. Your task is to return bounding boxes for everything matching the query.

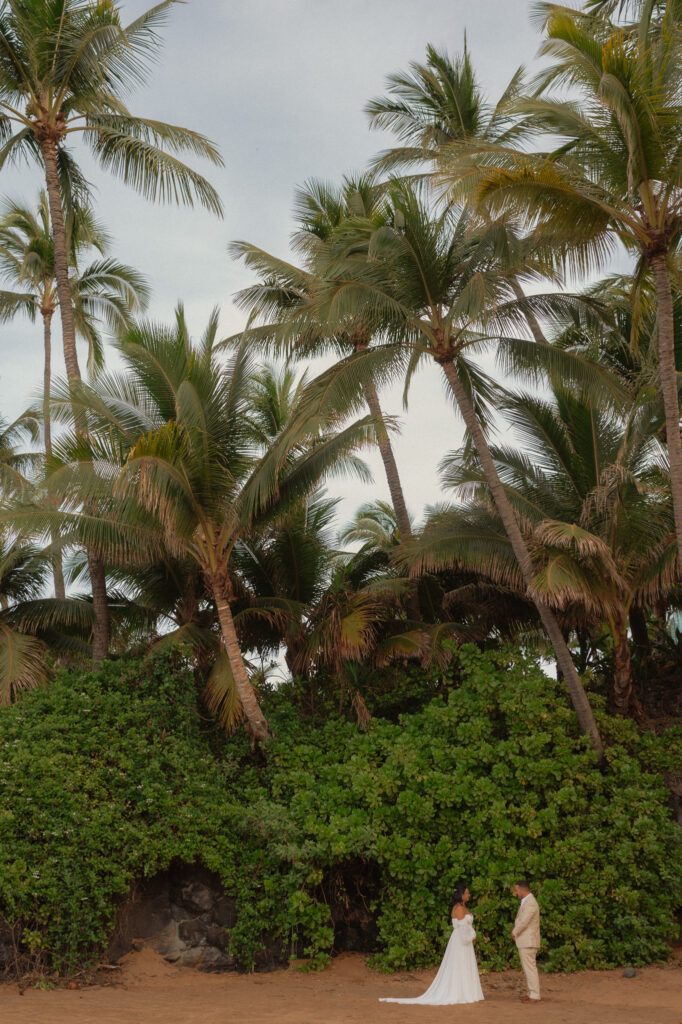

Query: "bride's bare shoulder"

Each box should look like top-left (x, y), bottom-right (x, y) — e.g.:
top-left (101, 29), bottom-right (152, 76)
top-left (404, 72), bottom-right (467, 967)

top-left (451, 904), bottom-right (467, 920)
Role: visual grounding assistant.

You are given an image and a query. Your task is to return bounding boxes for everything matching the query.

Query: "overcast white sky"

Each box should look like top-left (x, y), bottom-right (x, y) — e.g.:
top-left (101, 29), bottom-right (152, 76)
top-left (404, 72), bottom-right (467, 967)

top-left (0, 0), bottom-right (544, 530)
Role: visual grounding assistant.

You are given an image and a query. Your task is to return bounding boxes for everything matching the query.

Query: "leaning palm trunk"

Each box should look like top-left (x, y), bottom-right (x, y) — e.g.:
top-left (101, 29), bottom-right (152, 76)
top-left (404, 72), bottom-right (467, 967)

top-left (211, 580), bottom-right (269, 743)
top-left (439, 359), bottom-right (604, 758)
top-left (363, 380), bottom-right (412, 541)
top-left (42, 307), bottom-right (66, 601)
top-left (40, 137), bottom-right (109, 657)
top-left (509, 278), bottom-right (548, 348)
top-left (650, 254), bottom-right (682, 558)
top-left (355, 340), bottom-right (419, 619)
top-left (363, 383), bottom-right (421, 619)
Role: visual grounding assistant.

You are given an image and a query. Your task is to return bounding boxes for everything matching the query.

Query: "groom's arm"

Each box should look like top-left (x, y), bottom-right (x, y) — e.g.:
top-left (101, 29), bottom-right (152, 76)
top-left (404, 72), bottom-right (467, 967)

top-left (512, 900), bottom-right (533, 940)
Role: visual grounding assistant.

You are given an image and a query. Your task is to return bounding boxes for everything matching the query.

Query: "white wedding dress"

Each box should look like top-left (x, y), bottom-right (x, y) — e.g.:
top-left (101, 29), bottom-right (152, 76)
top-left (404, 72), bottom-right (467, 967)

top-left (380, 913), bottom-right (484, 1005)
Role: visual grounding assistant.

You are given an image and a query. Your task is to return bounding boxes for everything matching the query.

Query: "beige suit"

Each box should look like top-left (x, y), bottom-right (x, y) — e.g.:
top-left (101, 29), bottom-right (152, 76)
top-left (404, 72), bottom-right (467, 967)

top-left (513, 893), bottom-right (541, 1000)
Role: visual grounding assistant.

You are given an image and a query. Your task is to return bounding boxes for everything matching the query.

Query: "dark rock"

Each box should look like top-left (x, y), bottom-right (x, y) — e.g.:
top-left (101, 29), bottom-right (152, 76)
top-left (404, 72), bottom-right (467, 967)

top-left (151, 921), bottom-right (183, 961)
top-left (214, 895), bottom-right (237, 929)
top-left (622, 967), bottom-right (636, 978)
top-left (178, 918), bottom-right (208, 944)
top-left (191, 946), bottom-right (235, 971)
top-left (205, 924), bottom-right (227, 950)
top-left (106, 859), bottom-right (380, 976)
top-left (107, 864), bottom-right (242, 972)
top-left (179, 882), bottom-right (214, 915)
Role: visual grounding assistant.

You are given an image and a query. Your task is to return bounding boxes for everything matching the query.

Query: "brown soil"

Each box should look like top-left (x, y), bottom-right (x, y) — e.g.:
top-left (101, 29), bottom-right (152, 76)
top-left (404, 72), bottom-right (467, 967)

top-left (1, 947), bottom-right (680, 1024)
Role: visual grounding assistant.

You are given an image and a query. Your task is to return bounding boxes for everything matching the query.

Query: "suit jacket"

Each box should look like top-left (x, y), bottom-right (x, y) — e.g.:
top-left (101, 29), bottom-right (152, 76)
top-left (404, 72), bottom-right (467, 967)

top-left (513, 893), bottom-right (540, 949)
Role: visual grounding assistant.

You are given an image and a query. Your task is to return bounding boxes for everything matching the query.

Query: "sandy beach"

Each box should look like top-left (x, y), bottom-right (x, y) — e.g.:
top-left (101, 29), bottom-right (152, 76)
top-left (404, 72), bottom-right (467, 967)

top-left (0, 947), bottom-right (680, 1024)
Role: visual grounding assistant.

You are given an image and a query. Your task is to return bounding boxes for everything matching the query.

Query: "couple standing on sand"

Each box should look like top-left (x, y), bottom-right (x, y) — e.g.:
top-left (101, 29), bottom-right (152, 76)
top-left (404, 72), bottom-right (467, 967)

top-left (380, 879), bottom-right (541, 1006)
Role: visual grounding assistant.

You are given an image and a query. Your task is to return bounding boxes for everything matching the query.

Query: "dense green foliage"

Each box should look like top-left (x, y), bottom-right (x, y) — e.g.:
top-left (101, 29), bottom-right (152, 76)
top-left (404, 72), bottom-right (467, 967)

top-left (0, 649), bottom-right (679, 975)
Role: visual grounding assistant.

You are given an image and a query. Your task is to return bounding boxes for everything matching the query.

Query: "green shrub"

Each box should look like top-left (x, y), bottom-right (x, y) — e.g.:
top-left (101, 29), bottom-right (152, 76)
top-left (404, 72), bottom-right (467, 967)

top-left (0, 646), bottom-right (679, 974)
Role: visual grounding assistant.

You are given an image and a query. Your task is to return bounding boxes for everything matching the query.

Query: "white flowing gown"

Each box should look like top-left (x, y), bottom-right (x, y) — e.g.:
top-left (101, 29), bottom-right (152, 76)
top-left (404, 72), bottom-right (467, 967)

top-left (380, 913), bottom-right (484, 1005)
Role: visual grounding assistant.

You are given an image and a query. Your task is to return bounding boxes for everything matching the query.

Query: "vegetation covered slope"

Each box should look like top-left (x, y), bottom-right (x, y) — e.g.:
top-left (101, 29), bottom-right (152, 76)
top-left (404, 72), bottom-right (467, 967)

top-left (0, 649), bottom-right (679, 975)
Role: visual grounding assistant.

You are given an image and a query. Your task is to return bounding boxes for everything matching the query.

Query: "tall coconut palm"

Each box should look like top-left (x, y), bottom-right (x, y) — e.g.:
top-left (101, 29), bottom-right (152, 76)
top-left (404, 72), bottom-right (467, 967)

top-left (366, 42), bottom-right (557, 350)
top-left (410, 381), bottom-right (675, 715)
top-left (0, 193), bottom-right (148, 454)
top-left (40, 308), bottom-right (378, 741)
top-left (305, 179), bottom-right (607, 755)
top-left (366, 41), bottom-right (524, 176)
top-left (230, 175), bottom-right (416, 551)
top-left (0, 0), bottom-right (222, 659)
top-left (435, 2), bottom-right (682, 557)
top-left (0, 193), bottom-right (148, 596)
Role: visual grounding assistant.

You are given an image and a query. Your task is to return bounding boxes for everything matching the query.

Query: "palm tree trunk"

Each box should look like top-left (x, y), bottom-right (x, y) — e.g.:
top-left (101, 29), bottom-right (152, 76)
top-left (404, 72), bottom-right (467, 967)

top-left (509, 278), bottom-right (548, 347)
top-left (42, 309), bottom-right (66, 601)
top-left (39, 141), bottom-right (81, 383)
top-left (610, 612), bottom-right (647, 726)
top-left (611, 615), bottom-right (634, 716)
top-left (88, 551), bottom-right (110, 662)
top-left (439, 358), bottom-right (604, 758)
top-left (362, 381), bottom-right (412, 540)
top-left (40, 137), bottom-right (109, 659)
top-left (651, 253), bottom-right (682, 557)
top-left (43, 310), bottom-right (53, 462)
top-left (211, 580), bottom-right (269, 743)
top-left (361, 380), bottom-right (421, 620)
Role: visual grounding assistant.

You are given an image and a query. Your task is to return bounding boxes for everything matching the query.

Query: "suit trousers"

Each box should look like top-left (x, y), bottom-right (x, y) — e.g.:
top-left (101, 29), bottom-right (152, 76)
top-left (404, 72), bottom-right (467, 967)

top-left (517, 946), bottom-right (540, 1000)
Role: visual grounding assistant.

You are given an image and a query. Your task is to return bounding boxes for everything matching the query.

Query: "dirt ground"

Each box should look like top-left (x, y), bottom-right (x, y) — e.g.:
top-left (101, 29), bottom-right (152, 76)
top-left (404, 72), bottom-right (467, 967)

top-left (0, 947), bottom-right (681, 1024)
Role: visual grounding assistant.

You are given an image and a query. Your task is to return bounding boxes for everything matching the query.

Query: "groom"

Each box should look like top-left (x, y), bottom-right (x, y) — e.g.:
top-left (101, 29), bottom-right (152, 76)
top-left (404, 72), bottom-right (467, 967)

top-left (511, 879), bottom-right (541, 1003)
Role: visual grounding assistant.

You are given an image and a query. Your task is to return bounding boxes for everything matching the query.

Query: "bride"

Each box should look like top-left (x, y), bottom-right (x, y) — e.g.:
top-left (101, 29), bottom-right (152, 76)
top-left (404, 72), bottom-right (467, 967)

top-left (380, 882), bottom-right (484, 1005)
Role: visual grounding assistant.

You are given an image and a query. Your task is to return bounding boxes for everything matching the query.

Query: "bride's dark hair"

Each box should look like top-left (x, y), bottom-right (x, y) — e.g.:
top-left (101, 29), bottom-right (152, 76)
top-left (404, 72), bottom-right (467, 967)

top-left (449, 881), bottom-right (468, 918)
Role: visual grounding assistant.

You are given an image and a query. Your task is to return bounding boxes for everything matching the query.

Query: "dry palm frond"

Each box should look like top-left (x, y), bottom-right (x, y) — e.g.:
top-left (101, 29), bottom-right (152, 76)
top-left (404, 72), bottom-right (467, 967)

top-left (0, 623), bottom-right (49, 705)
top-left (202, 652), bottom-right (246, 734)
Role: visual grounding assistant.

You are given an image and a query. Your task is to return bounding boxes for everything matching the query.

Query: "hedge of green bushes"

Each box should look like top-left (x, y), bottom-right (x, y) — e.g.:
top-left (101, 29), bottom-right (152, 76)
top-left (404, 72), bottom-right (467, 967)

top-left (0, 646), bottom-right (680, 974)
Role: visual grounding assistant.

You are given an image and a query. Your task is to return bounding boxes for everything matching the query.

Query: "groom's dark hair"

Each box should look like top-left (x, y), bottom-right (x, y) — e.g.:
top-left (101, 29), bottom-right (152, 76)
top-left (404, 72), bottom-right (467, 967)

top-left (515, 879), bottom-right (530, 891)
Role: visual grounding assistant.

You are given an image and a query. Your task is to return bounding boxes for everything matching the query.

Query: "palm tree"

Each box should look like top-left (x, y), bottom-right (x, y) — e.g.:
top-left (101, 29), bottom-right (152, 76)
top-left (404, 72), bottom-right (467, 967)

top-left (230, 175), bottom-right (416, 551)
top-left (0, 530), bottom-right (51, 704)
top-left (0, 193), bottom-right (148, 595)
top-left (584, 0), bottom-right (682, 22)
top-left (232, 489), bottom-right (339, 676)
top-left (0, 409), bottom-right (39, 498)
top-left (366, 41), bottom-right (524, 176)
top-left (435, 3), bottom-right (682, 557)
top-left (217, 363), bottom-right (342, 678)
top-left (553, 271), bottom-right (682, 403)
top-left (0, 0), bottom-right (222, 659)
top-left (0, 411), bottom-right (64, 703)
top-left (294, 536), bottom-right (398, 725)
top-left (305, 179), bottom-right (606, 755)
top-left (366, 42), bottom-right (557, 350)
top-left (0, 0), bottom-right (221, 385)
top-left (41, 308), bottom-right (378, 741)
top-left (0, 193), bottom-right (148, 455)
top-left (411, 381), bottom-right (674, 715)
